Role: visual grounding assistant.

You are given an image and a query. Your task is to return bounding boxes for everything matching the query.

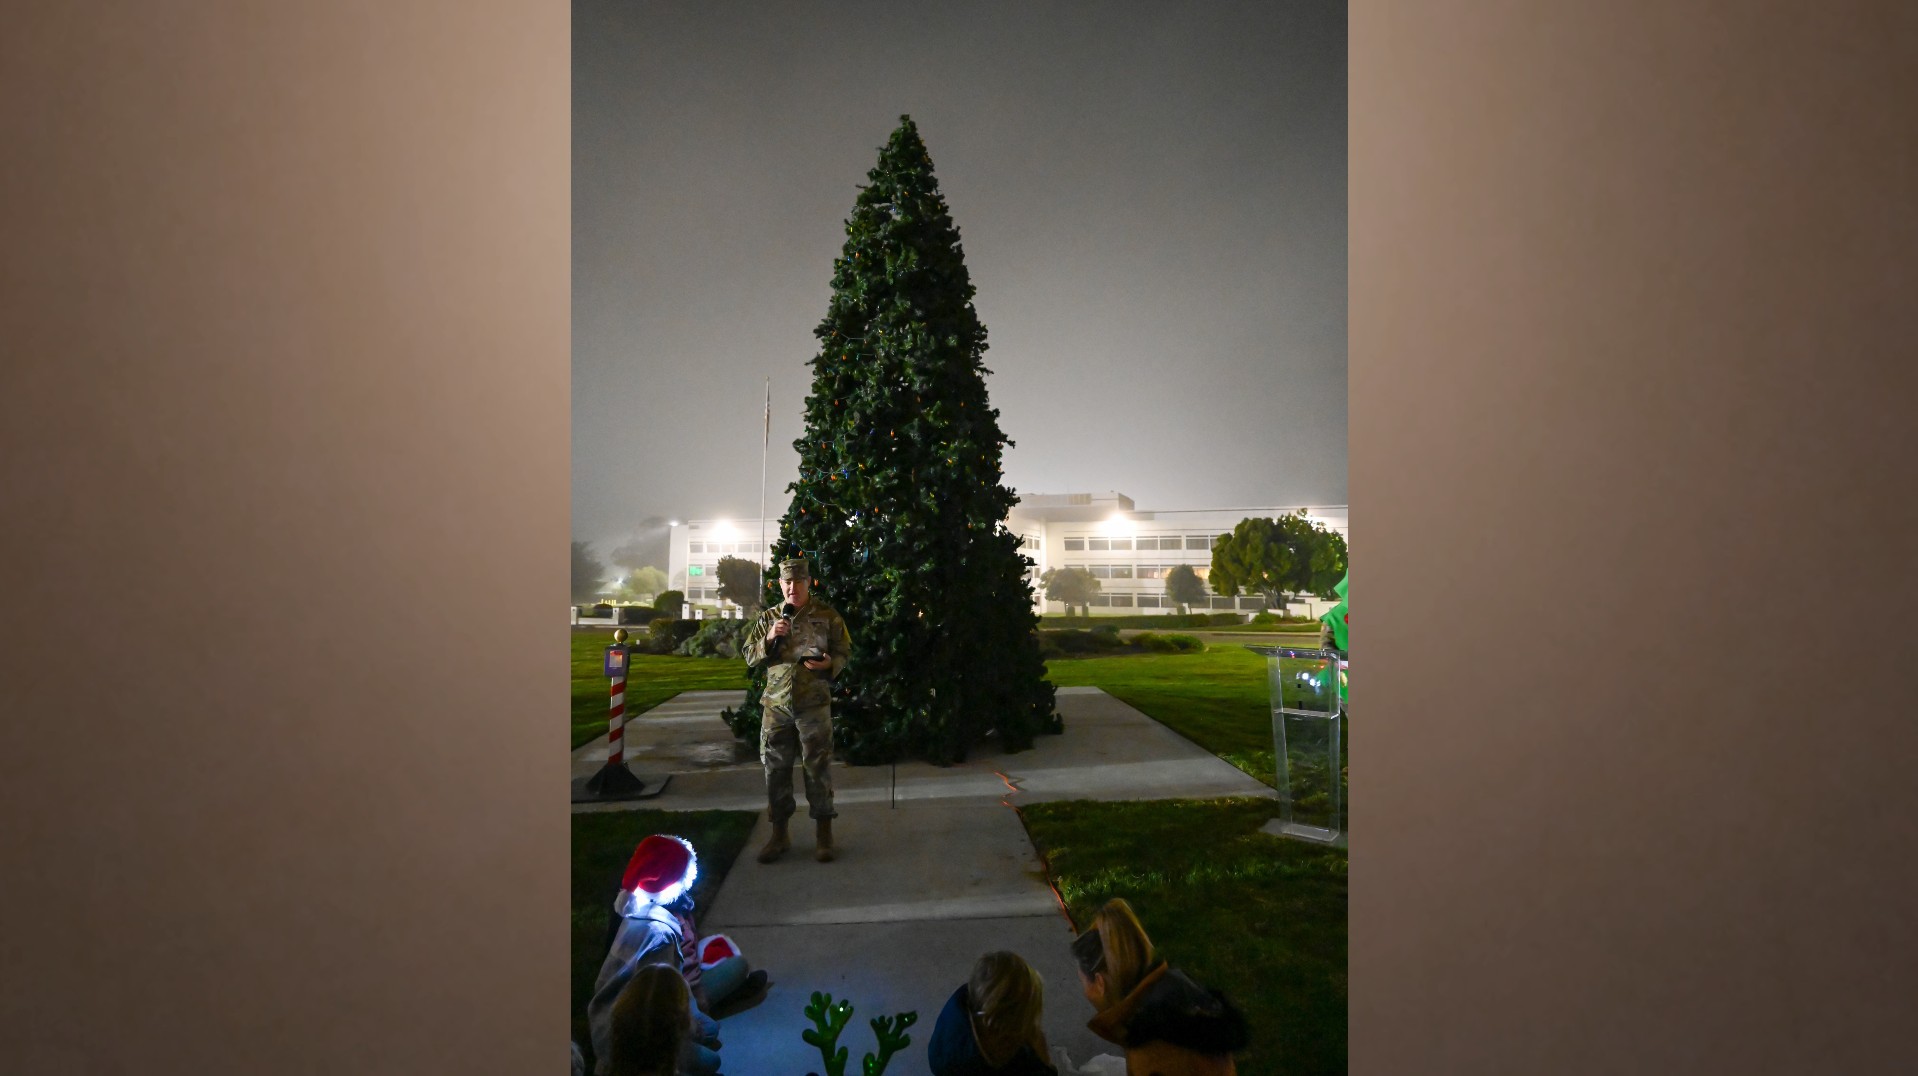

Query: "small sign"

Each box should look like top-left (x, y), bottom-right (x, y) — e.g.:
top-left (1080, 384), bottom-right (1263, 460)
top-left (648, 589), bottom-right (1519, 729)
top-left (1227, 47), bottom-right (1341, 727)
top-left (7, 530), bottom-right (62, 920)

top-left (688, 566), bottom-right (704, 576)
top-left (604, 645), bottom-right (629, 678)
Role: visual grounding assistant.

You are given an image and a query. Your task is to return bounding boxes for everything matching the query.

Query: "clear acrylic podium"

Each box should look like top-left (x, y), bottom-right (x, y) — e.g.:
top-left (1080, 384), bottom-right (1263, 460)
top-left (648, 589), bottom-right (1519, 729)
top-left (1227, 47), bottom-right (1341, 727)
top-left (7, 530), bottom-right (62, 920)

top-left (1246, 645), bottom-right (1346, 845)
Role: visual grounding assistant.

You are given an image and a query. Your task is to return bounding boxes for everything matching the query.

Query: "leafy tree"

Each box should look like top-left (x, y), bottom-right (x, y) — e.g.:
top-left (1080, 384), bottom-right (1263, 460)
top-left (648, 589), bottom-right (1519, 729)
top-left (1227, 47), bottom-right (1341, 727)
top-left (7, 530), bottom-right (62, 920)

top-left (631, 565), bottom-right (668, 598)
top-left (1040, 566), bottom-right (1100, 617)
top-left (1305, 526), bottom-right (1348, 598)
top-left (722, 116), bottom-right (1058, 765)
top-left (1209, 513), bottom-right (1349, 613)
top-left (1164, 563), bottom-right (1206, 615)
top-left (613, 566), bottom-right (667, 604)
top-left (571, 541), bottom-right (608, 604)
top-left (714, 556), bottom-right (767, 611)
top-left (654, 590), bottom-right (685, 620)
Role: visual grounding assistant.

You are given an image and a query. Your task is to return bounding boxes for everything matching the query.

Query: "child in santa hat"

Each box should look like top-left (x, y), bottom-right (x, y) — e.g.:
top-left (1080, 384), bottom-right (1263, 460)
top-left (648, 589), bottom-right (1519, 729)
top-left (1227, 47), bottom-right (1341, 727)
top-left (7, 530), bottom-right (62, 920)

top-left (587, 834), bottom-right (765, 1076)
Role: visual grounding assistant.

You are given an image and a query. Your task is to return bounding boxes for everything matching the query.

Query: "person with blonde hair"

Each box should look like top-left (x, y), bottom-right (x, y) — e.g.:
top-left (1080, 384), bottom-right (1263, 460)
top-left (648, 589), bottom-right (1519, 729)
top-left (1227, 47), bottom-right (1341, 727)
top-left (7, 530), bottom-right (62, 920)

top-left (1072, 899), bottom-right (1249, 1076)
top-left (928, 950), bottom-right (1059, 1075)
top-left (603, 964), bottom-right (693, 1076)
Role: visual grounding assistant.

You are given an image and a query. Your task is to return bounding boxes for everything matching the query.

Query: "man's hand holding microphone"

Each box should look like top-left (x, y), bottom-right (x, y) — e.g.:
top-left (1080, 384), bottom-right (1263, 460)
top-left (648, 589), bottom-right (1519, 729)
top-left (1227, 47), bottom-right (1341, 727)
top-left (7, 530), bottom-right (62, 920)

top-left (767, 605), bottom-right (831, 672)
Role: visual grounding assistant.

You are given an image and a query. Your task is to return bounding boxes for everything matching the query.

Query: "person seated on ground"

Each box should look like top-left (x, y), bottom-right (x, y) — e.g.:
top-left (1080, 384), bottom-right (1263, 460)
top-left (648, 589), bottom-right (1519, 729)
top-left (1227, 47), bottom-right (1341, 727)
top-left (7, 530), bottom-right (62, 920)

top-left (928, 950), bottom-right (1060, 1076)
top-left (603, 964), bottom-right (695, 1076)
top-left (662, 888), bottom-right (764, 1021)
top-left (589, 835), bottom-right (762, 1076)
top-left (1072, 898), bottom-right (1249, 1076)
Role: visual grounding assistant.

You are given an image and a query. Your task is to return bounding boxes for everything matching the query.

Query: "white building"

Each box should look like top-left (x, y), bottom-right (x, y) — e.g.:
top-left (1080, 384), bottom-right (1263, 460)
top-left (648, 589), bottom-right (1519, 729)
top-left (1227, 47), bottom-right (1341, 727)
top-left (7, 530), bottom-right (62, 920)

top-left (666, 491), bottom-right (1347, 618)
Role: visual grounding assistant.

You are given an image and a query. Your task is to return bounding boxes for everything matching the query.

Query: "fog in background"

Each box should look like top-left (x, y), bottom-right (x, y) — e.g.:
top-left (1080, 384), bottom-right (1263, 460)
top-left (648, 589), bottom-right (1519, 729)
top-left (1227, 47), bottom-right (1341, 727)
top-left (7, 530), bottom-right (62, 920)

top-left (574, 2), bottom-right (1346, 561)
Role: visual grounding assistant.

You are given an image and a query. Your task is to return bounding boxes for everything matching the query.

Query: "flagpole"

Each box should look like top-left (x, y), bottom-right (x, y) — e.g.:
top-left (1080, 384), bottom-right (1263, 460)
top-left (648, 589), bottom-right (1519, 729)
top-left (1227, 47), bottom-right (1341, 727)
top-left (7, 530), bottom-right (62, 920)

top-left (759, 378), bottom-right (770, 573)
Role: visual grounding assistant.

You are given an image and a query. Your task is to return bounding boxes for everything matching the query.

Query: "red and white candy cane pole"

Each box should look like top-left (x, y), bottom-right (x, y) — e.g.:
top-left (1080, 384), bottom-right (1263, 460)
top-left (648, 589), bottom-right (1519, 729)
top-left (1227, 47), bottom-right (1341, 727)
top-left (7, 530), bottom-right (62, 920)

top-left (607, 657), bottom-right (627, 766)
top-left (585, 628), bottom-right (647, 798)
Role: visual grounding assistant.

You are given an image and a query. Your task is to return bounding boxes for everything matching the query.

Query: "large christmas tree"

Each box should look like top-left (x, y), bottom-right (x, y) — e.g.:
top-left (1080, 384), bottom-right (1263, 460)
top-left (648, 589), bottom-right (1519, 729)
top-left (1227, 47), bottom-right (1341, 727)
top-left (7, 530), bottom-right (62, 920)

top-left (724, 116), bottom-right (1059, 765)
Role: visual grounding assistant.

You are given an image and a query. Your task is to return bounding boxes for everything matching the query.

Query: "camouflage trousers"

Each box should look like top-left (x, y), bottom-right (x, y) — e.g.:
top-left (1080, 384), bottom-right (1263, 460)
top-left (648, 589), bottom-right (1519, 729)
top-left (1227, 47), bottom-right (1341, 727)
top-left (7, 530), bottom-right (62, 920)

top-left (761, 705), bottom-right (835, 822)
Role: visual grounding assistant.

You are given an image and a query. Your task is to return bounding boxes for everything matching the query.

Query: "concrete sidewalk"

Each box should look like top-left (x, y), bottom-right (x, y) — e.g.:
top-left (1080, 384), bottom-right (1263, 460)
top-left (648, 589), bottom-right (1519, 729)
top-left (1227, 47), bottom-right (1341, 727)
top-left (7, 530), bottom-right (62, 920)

top-left (575, 686), bottom-right (1275, 1075)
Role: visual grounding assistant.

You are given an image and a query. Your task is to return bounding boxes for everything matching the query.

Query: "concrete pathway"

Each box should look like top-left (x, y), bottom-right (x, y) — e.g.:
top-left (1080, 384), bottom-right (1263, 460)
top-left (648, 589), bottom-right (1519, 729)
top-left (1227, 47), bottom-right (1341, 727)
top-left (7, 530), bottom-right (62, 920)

top-left (574, 686), bottom-right (1276, 1075)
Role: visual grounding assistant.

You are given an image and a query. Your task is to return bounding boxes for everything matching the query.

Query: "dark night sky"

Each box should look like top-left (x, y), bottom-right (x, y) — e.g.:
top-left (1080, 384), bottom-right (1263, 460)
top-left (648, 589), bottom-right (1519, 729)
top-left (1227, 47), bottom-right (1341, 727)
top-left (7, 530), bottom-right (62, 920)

top-left (573, 2), bottom-right (1346, 554)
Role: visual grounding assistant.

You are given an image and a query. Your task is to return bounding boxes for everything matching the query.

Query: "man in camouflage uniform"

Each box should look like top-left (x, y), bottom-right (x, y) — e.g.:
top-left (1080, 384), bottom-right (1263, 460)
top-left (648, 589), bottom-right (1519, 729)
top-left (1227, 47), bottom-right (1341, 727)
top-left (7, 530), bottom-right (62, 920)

top-left (743, 558), bottom-right (852, 863)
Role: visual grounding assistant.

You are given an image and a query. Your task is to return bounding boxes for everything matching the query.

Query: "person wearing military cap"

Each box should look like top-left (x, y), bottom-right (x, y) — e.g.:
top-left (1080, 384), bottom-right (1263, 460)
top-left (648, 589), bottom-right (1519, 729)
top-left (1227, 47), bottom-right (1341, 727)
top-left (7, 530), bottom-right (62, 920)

top-left (743, 558), bottom-right (852, 863)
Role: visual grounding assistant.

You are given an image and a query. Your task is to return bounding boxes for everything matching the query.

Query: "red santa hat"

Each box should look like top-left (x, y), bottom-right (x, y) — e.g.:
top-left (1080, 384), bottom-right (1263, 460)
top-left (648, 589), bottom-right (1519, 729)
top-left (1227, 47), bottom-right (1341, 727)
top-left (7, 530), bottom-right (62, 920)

top-left (697, 934), bottom-right (741, 969)
top-left (613, 834), bottom-right (699, 917)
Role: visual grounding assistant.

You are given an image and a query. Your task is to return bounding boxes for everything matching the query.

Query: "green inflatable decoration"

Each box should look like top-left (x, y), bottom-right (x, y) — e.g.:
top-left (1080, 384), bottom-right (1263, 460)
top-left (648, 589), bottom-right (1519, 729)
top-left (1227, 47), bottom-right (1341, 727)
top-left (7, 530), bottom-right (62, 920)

top-left (1319, 571), bottom-right (1349, 701)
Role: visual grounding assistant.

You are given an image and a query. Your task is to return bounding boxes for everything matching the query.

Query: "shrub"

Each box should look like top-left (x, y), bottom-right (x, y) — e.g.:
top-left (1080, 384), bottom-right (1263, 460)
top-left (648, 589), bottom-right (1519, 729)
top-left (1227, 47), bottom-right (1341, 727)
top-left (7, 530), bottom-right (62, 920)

top-left (1249, 611), bottom-right (1280, 626)
top-left (1035, 612), bottom-right (1249, 630)
top-left (616, 605), bottom-right (658, 626)
top-left (1037, 630), bottom-right (1101, 657)
top-left (641, 617), bottom-right (701, 650)
top-left (1133, 631), bottom-right (1179, 653)
top-left (1036, 628), bottom-right (1205, 659)
top-left (1091, 623), bottom-right (1120, 636)
top-left (1132, 632), bottom-right (1203, 653)
top-left (654, 590), bottom-right (686, 619)
top-left (676, 618), bottom-right (747, 658)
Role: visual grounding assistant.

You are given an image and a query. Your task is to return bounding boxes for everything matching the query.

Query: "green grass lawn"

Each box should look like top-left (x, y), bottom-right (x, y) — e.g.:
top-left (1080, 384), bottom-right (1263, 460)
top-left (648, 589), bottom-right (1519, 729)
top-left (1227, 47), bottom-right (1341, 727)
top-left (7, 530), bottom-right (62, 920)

top-left (571, 808), bottom-right (759, 1072)
top-left (1046, 646), bottom-right (1272, 782)
top-left (1020, 798), bottom-right (1346, 1076)
top-left (571, 630), bottom-right (751, 749)
top-left (1044, 644), bottom-right (1347, 829)
top-left (1175, 622), bottom-right (1324, 634)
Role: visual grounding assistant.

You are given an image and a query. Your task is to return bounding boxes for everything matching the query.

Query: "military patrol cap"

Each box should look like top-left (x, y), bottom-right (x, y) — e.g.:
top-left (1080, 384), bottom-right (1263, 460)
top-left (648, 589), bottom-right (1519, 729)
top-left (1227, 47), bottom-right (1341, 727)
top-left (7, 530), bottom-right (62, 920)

top-left (779, 558), bottom-right (811, 581)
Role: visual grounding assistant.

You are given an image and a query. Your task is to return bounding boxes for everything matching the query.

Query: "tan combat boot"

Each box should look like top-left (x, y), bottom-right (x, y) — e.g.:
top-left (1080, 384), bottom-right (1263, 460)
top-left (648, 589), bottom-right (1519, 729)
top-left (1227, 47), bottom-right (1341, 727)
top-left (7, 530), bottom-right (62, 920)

top-left (814, 817), bottom-right (835, 863)
top-left (756, 818), bottom-right (790, 863)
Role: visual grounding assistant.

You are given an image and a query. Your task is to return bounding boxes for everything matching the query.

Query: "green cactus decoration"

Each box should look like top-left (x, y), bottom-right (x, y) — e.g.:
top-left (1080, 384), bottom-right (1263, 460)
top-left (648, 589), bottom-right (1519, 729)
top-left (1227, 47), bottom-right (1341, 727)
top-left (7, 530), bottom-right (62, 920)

top-left (802, 991), bottom-right (855, 1076)
top-left (864, 1011), bottom-right (917, 1076)
top-left (800, 992), bottom-right (918, 1076)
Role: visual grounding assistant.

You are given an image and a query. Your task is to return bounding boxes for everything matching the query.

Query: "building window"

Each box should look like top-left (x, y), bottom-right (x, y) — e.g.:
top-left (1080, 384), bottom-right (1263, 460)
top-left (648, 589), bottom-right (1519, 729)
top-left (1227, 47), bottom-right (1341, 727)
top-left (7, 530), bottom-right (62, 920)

top-left (1137, 564), bottom-right (1163, 579)
top-left (1185, 535), bottom-right (1213, 550)
top-left (1238, 597), bottom-right (1264, 610)
top-left (1210, 596), bottom-right (1236, 609)
top-left (1110, 565), bottom-right (1133, 579)
top-left (1087, 537), bottom-right (1110, 551)
top-left (1109, 594), bottom-right (1134, 607)
top-left (1136, 594), bottom-right (1161, 608)
top-left (1092, 594), bottom-right (1113, 607)
top-left (1088, 565), bottom-right (1112, 579)
top-left (1064, 537), bottom-right (1085, 551)
top-left (1192, 565), bottom-right (1210, 580)
top-left (689, 542), bottom-right (705, 554)
top-left (1109, 537), bottom-right (1132, 551)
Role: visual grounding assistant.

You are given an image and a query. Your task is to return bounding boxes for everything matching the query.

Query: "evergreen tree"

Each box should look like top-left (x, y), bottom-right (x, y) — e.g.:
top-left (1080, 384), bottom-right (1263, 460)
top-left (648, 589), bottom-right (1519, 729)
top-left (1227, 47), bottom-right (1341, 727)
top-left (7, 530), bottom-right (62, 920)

top-left (723, 116), bottom-right (1058, 765)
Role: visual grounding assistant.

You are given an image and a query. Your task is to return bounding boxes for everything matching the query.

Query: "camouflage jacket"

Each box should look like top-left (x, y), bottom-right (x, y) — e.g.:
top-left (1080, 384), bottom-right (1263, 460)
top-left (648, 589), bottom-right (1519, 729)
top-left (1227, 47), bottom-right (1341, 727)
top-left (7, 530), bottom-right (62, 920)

top-left (743, 599), bottom-right (851, 712)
